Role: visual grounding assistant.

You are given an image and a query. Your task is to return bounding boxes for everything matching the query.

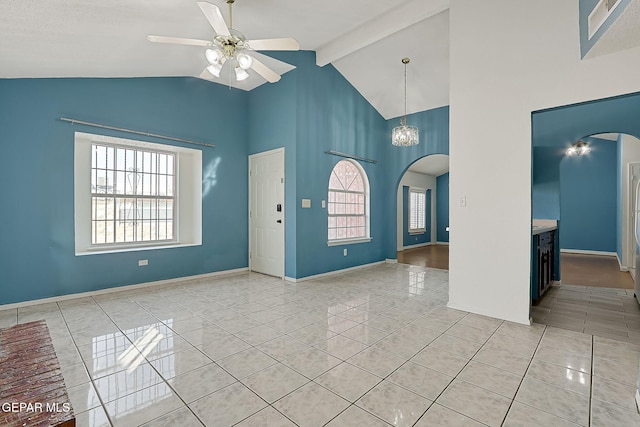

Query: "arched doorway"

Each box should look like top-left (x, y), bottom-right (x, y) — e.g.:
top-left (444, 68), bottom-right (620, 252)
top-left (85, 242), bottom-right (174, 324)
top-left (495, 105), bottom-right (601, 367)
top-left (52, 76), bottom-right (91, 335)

top-left (395, 154), bottom-right (449, 269)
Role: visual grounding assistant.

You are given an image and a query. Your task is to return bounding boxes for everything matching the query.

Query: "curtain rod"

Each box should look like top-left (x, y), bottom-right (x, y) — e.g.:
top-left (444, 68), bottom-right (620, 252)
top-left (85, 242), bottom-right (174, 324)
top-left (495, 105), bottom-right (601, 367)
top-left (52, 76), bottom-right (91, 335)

top-left (325, 150), bottom-right (377, 164)
top-left (59, 117), bottom-right (215, 148)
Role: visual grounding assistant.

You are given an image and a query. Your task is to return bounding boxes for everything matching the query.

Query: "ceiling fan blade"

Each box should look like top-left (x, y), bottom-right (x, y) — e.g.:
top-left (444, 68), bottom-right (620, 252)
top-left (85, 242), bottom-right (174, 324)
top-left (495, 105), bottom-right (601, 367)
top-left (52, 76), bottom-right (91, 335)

top-left (147, 35), bottom-right (212, 47)
top-left (247, 38), bottom-right (300, 51)
top-left (250, 57), bottom-right (281, 83)
top-left (197, 2), bottom-right (231, 37)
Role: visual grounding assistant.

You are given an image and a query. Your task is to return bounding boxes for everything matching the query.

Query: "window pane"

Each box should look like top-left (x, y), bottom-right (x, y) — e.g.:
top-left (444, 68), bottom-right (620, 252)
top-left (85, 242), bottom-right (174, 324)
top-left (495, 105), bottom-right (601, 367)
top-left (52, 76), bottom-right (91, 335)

top-left (91, 143), bottom-right (176, 246)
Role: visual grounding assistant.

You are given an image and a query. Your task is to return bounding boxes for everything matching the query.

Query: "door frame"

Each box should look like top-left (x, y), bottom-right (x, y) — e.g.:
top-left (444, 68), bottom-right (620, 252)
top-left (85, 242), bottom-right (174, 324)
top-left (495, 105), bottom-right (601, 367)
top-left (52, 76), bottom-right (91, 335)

top-left (628, 162), bottom-right (640, 281)
top-left (248, 147), bottom-right (285, 278)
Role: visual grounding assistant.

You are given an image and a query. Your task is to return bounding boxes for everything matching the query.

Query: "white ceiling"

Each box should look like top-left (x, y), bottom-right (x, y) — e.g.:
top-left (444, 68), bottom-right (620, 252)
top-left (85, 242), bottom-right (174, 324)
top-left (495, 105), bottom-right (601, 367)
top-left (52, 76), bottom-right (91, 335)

top-left (407, 153), bottom-right (449, 176)
top-left (0, 0), bottom-right (450, 119)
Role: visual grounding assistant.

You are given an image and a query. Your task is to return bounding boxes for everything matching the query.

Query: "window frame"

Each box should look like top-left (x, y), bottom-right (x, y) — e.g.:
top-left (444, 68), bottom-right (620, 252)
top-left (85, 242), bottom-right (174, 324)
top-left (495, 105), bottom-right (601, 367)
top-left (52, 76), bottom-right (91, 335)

top-left (327, 159), bottom-right (371, 246)
top-left (408, 187), bottom-right (427, 234)
top-left (74, 132), bottom-right (202, 255)
top-left (89, 142), bottom-right (177, 247)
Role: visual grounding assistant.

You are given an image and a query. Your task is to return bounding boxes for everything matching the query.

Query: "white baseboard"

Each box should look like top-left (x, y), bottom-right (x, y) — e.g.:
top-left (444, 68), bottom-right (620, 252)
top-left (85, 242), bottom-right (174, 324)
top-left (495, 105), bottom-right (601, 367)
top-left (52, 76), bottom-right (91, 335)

top-left (400, 242), bottom-right (434, 251)
top-left (0, 267), bottom-right (249, 310)
top-left (616, 253), bottom-right (629, 271)
top-left (385, 259), bottom-right (398, 264)
top-left (436, 241), bottom-right (450, 245)
top-left (560, 249), bottom-right (617, 257)
top-left (284, 261), bottom-right (386, 283)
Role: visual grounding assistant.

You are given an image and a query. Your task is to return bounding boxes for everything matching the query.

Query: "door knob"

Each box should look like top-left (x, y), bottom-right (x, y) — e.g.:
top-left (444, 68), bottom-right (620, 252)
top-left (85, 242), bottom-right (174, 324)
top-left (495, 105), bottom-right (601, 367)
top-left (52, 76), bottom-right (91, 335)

top-left (277, 220), bottom-right (282, 223)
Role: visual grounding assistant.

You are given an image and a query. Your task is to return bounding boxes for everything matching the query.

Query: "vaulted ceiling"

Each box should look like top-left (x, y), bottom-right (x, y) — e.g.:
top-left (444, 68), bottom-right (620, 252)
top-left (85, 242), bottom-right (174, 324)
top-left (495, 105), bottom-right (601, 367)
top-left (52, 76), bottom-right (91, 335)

top-left (0, 0), bottom-right (450, 120)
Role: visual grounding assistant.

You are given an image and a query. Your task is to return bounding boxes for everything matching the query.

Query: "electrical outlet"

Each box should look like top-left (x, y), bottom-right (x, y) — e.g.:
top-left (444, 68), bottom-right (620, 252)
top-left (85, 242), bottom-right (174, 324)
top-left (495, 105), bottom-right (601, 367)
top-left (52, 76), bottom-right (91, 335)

top-left (343, 248), bottom-right (347, 256)
top-left (138, 260), bottom-right (148, 266)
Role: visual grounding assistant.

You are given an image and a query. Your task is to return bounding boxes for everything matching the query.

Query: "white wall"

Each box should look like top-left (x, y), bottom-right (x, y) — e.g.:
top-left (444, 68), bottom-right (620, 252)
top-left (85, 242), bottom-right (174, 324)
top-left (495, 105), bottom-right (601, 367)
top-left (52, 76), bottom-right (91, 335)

top-left (396, 171), bottom-right (437, 250)
top-left (449, 0), bottom-right (640, 324)
top-left (620, 135), bottom-right (640, 270)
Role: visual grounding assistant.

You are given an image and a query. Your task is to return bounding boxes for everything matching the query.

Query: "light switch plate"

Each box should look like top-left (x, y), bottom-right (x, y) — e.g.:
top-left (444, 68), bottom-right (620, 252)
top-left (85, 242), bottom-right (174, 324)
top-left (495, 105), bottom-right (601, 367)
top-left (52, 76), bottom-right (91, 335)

top-left (302, 199), bottom-right (311, 208)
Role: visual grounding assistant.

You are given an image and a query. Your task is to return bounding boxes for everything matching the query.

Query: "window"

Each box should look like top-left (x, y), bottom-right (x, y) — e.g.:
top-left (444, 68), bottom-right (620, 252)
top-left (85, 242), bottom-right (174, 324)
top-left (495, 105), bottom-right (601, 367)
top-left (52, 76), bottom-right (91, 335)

top-left (90, 143), bottom-right (175, 245)
top-left (75, 132), bottom-right (202, 255)
top-left (409, 188), bottom-right (426, 233)
top-left (327, 159), bottom-right (371, 245)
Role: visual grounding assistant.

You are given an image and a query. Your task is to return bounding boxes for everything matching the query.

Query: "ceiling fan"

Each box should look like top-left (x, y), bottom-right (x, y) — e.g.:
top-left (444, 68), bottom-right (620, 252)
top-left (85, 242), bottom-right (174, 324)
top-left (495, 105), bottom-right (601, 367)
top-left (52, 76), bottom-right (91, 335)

top-left (147, 0), bottom-right (300, 84)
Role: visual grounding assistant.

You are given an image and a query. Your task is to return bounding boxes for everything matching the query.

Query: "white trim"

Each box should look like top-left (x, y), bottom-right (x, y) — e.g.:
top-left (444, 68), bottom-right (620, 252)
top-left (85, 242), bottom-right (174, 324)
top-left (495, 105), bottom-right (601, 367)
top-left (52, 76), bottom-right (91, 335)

top-left (635, 389), bottom-right (640, 413)
top-left (616, 253), bottom-right (629, 271)
top-left (74, 131), bottom-right (202, 255)
top-left (400, 242), bottom-right (434, 251)
top-left (0, 267), bottom-right (249, 310)
top-left (76, 242), bottom-right (200, 256)
top-left (284, 261), bottom-right (385, 283)
top-left (436, 241), bottom-right (450, 245)
top-left (385, 259), bottom-right (398, 264)
top-left (560, 249), bottom-right (617, 257)
top-left (327, 237), bottom-right (372, 246)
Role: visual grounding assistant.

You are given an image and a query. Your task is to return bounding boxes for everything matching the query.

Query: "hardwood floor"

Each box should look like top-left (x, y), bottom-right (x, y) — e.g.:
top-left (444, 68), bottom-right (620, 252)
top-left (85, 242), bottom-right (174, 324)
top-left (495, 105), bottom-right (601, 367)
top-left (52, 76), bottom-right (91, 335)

top-left (560, 252), bottom-right (634, 290)
top-left (397, 246), bottom-right (635, 292)
top-left (397, 244), bottom-right (449, 270)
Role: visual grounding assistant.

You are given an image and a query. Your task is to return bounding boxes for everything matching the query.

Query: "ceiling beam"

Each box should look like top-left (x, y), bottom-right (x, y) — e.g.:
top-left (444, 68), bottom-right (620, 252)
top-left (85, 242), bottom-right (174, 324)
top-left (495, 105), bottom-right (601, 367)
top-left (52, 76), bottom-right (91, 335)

top-left (315, 0), bottom-right (449, 67)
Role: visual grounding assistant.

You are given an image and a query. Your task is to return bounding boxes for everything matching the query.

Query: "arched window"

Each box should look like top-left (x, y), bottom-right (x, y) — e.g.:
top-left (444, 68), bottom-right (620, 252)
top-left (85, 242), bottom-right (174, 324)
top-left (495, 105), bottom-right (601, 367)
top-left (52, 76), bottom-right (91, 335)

top-left (328, 159), bottom-right (370, 243)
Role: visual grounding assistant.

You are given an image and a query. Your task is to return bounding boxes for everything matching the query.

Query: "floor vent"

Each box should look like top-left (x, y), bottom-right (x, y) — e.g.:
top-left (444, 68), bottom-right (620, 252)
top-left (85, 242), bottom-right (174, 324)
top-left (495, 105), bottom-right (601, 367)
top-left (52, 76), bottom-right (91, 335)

top-left (588, 0), bottom-right (622, 39)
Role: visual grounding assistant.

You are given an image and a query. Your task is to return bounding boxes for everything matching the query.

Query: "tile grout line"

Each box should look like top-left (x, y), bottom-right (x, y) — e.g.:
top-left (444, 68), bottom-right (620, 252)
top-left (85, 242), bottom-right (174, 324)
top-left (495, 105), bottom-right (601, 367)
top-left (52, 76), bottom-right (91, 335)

top-left (497, 324), bottom-right (547, 427)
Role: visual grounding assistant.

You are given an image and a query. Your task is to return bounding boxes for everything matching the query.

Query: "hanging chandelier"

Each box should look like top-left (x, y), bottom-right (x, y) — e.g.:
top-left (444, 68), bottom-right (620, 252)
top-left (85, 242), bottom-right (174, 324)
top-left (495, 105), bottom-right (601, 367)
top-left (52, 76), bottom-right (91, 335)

top-left (392, 57), bottom-right (419, 147)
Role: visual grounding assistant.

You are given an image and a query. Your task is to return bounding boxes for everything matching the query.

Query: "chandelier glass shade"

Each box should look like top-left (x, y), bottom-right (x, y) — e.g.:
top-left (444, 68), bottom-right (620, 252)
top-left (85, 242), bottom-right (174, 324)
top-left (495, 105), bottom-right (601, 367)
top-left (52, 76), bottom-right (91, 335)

top-left (392, 57), bottom-right (419, 147)
top-left (392, 117), bottom-right (419, 147)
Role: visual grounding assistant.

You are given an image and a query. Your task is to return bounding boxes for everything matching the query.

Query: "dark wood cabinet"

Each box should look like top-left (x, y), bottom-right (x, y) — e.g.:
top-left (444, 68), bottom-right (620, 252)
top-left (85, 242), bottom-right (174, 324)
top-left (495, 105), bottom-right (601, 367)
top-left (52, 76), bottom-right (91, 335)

top-left (532, 229), bottom-right (556, 304)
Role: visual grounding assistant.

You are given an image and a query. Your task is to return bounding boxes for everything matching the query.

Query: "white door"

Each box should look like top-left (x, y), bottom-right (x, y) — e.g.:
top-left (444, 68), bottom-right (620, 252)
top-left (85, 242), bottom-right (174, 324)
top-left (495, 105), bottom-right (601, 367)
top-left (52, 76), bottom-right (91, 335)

top-left (249, 148), bottom-right (285, 277)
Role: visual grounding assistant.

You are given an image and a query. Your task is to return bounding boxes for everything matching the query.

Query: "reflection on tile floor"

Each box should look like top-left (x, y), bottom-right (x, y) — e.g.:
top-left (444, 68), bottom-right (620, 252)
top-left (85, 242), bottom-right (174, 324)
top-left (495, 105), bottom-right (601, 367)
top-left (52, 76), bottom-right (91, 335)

top-left (1, 264), bottom-right (640, 426)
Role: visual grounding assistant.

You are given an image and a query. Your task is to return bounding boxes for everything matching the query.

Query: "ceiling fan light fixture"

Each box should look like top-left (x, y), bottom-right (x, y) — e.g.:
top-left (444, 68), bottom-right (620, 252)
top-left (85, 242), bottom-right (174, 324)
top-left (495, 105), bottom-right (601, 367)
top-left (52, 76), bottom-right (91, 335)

top-left (236, 53), bottom-right (253, 70)
top-left (235, 65), bottom-right (249, 81)
top-left (205, 48), bottom-right (223, 65)
top-left (392, 57), bottom-right (419, 147)
top-left (566, 140), bottom-right (591, 156)
top-left (206, 63), bottom-right (222, 77)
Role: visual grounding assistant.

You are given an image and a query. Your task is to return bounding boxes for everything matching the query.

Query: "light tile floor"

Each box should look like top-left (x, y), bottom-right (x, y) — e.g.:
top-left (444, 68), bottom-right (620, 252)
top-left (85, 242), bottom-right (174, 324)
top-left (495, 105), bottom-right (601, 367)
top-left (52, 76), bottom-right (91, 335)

top-left (1, 264), bottom-right (639, 426)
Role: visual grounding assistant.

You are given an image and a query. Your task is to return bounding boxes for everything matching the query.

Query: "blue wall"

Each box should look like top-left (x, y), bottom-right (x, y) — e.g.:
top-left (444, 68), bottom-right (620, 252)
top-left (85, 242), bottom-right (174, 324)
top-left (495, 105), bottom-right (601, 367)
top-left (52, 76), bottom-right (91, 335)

top-left (292, 52), bottom-right (389, 278)
top-left (436, 173), bottom-right (450, 242)
top-left (532, 147), bottom-right (564, 219)
top-left (402, 187), bottom-right (431, 247)
top-left (384, 107), bottom-right (450, 260)
top-left (559, 138), bottom-right (617, 252)
top-left (248, 66), bottom-right (298, 278)
top-left (0, 52), bottom-right (453, 304)
top-left (579, 0), bottom-right (632, 58)
top-left (532, 91), bottom-right (640, 255)
top-left (0, 78), bottom-right (249, 305)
